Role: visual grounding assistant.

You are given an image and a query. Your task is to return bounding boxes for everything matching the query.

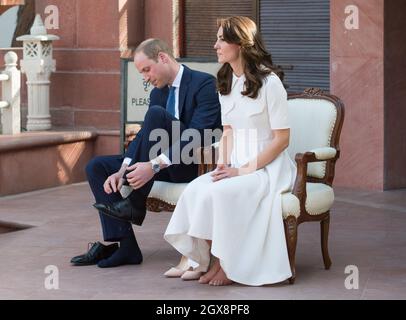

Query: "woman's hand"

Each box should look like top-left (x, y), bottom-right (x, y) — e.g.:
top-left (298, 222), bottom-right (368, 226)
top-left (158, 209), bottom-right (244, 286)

top-left (211, 164), bottom-right (239, 182)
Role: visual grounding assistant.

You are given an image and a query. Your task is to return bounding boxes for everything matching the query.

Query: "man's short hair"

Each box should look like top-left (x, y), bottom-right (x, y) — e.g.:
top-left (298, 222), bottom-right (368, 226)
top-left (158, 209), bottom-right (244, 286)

top-left (135, 38), bottom-right (174, 62)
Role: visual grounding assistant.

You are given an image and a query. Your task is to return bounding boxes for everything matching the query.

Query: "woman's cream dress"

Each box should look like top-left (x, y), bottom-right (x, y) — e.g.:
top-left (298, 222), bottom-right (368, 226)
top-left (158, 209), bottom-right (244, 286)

top-left (164, 73), bottom-right (296, 286)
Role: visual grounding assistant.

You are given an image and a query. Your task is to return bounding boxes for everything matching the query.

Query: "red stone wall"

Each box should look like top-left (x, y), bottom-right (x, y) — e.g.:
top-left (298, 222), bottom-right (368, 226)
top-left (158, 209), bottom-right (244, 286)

top-left (331, 0), bottom-right (385, 190)
top-left (0, 131), bottom-right (97, 196)
top-left (33, 0), bottom-right (121, 130)
top-left (144, 0), bottom-right (173, 47)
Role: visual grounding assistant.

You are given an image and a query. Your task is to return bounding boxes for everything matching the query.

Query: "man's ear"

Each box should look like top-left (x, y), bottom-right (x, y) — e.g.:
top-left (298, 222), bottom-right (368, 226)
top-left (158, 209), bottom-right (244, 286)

top-left (158, 52), bottom-right (169, 64)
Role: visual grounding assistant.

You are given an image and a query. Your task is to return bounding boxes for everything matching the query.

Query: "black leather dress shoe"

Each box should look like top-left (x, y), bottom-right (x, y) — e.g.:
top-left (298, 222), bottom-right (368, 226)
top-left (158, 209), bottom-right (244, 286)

top-left (70, 242), bottom-right (119, 266)
top-left (93, 198), bottom-right (146, 226)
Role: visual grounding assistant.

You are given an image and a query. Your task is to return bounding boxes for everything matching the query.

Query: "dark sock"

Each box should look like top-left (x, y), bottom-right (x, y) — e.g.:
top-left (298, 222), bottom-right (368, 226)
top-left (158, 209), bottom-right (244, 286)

top-left (97, 233), bottom-right (143, 268)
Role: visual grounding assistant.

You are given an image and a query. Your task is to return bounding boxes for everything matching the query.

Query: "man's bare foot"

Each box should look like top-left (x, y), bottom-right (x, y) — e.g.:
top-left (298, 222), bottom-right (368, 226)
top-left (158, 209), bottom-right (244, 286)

top-left (198, 258), bottom-right (220, 284)
top-left (209, 267), bottom-right (234, 286)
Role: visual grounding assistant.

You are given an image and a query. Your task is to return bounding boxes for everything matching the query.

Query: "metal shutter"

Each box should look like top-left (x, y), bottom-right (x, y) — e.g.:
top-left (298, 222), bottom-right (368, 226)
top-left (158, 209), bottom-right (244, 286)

top-left (185, 0), bottom-right (254, 59)
top-left (260, 0), bottom-right (330, 93)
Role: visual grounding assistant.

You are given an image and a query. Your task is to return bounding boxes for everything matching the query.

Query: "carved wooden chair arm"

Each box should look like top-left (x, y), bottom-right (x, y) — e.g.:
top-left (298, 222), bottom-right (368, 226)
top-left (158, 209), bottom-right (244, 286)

top-left (292, 148), bottom-right (340, 212)
top-left (123, 132), bottom-right (137, 151)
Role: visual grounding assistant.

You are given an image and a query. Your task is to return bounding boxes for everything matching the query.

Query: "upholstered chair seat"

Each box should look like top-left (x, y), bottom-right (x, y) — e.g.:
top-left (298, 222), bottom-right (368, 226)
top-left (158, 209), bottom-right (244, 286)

top-left (121, 181), bottom-right (187, 212)
top-left (282, 183), bottom-right (334, 219)
top-left (127, 180), bottom-right (335, 221)
top-left (146, 181), bottom-right (188, 212)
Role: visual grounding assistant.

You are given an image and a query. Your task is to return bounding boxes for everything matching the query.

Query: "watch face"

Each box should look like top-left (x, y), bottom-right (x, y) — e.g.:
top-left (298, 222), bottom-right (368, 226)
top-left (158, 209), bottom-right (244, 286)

top-left (153, 164), bottom-right (160, 173)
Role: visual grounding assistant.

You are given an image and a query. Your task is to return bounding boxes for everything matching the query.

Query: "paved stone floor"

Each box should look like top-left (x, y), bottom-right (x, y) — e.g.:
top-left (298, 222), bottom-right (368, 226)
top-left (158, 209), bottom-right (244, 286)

top-left (0, 183), bottom-right (405, 300)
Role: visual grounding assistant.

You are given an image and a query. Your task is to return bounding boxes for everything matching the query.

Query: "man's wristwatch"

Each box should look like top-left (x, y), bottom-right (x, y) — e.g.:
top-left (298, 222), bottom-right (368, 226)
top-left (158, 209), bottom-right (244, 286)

top-left (151, 159), bottom-right (161, 174)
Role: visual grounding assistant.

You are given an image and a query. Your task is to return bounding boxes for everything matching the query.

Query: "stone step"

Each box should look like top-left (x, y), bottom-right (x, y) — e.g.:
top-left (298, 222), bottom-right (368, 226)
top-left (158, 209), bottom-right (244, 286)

top-left (0, 130), bottom-right (120, 196)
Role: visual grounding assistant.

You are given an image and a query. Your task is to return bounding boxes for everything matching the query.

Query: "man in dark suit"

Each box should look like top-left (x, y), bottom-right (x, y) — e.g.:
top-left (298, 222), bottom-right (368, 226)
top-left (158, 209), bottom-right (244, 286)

top-left (70, 39), bottom-right (221, 268)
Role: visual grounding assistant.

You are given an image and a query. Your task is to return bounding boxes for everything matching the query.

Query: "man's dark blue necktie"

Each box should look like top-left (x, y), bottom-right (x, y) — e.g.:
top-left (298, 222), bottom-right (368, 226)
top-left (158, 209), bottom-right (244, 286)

top-left (166, 86), bottom-right (176, 118)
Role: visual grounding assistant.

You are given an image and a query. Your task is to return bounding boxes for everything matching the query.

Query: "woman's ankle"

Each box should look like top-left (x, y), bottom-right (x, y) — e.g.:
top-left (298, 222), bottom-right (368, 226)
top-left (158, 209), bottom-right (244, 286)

top-left (198, 259), bottom-right (221, 284)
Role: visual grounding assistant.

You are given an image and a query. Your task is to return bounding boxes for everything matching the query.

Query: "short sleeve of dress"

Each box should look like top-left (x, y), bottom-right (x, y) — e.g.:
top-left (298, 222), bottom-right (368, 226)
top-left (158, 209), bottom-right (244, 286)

top-left (266, 74), bottom-right (290, 130)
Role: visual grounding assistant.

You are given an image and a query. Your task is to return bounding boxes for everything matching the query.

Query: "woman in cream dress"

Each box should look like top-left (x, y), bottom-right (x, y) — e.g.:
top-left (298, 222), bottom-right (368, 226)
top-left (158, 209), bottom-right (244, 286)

top-left (164, 16), bottom-right (296, 286)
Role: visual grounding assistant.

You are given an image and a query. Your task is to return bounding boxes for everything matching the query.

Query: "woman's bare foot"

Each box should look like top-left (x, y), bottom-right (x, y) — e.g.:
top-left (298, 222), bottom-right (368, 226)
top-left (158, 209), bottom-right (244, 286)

top-left (198, 258), bottom-right (220, 284)
top-left (209, 267), bottom-right (234, 286)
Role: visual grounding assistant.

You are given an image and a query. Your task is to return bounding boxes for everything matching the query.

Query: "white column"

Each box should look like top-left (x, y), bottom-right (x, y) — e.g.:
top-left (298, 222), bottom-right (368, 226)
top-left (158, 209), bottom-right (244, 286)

top-left (1, 51), bottom-right (21, 135)
top-left (23, 57), bottom-right (54, 131)
top-left (17, 14), bottom-right (59, 131)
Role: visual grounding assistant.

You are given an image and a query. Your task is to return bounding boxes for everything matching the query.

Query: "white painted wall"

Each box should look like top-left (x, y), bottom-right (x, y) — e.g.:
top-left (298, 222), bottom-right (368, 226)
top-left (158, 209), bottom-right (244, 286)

top-left (0, 6), bottom-right (19, 48)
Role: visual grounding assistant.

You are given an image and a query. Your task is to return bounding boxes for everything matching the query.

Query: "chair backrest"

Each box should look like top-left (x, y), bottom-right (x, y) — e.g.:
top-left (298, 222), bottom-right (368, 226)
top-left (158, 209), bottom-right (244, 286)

top-left (287, 88), bottom-right (344, 183)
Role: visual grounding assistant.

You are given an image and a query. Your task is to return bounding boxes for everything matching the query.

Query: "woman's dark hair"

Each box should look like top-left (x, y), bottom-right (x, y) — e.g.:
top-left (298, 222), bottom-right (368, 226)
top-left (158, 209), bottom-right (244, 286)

top-left (216, 16), bottom-right (284, 99)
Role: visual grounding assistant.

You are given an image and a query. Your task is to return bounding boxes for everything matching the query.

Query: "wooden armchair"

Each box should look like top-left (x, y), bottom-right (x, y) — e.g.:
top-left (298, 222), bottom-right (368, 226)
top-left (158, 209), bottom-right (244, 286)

top-left (281, 88), bottom-right (344, 283)
top-left (130, 88), bottom-right (344, 284)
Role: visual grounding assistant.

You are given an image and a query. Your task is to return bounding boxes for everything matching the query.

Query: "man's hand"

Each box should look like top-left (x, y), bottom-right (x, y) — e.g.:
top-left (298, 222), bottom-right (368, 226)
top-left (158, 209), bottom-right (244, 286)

top-left (126, 162), bottom-right (155, 190)
top-left (211, 164), bottom-right (239, 182)
top-left (104, 171), bottom-right (125, 194)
